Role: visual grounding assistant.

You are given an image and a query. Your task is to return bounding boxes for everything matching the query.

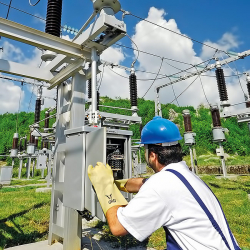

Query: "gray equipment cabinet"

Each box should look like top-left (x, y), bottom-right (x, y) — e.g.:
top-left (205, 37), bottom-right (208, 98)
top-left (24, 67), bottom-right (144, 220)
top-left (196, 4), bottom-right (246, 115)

top-left (0, 166), bottom-right (13, 185)
top-left (64, 126), bottom-right (133, 222)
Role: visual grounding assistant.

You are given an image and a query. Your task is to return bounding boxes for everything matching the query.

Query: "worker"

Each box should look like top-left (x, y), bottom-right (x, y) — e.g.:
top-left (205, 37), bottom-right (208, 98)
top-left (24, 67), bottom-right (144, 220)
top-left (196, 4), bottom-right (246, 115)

top-left (88, 116), bottom-right (241, 250)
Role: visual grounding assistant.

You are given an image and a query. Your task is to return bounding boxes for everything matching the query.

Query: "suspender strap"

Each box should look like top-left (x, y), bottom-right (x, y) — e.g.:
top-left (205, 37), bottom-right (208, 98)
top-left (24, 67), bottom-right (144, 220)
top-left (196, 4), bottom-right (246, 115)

top-left (166, 169), bottom-right (240, 250)
top-left (201, 180), bottom-right (241, 250)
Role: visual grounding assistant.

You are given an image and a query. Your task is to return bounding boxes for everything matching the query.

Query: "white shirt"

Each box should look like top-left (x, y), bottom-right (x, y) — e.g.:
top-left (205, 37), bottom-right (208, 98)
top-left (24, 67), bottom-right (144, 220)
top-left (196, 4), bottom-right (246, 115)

top-left (117, 161), bottom-right (239, 250)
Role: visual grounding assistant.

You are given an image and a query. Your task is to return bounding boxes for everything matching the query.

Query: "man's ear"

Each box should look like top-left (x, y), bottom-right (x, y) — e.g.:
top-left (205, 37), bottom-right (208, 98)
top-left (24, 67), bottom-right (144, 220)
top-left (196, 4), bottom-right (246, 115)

top-left (149, 151), bottom-right (157, 161)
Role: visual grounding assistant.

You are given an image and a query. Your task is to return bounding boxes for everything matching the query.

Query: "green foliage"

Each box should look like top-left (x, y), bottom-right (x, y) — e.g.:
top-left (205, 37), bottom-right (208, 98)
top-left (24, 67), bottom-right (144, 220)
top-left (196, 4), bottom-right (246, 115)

top-left (1, 98), bottom-right (250, 159)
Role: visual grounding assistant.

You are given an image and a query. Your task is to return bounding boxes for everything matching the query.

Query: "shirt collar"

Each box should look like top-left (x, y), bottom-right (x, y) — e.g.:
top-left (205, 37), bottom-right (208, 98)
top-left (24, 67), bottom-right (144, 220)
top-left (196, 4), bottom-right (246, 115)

top-left (160, 161), bottom-right (188, 172)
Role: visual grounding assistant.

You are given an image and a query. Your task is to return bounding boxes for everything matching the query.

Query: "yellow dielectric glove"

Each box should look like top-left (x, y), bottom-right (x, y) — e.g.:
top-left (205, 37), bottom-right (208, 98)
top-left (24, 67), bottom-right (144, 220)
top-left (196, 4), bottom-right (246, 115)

top-left (114, 179), bottom-right (129, 192)
top-left (88, 162), bottom-right (128, 216)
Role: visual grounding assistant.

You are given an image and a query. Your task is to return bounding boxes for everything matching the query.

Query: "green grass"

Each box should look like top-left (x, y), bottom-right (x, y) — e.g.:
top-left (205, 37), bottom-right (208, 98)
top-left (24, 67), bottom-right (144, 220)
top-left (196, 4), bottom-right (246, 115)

top-left (0, 175), bottom-right (249, 250)
top-left (10, 178), bottom-right (47, 186)
top-left (0, 186), bottom-right (51, 250)
top-left (184, 153), bottom-right (250, 167)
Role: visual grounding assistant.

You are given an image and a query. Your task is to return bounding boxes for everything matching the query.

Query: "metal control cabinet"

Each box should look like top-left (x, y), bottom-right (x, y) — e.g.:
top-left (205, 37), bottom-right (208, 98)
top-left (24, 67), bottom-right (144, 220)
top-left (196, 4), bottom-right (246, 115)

top-left (64, 126), bottom-right (133, 221)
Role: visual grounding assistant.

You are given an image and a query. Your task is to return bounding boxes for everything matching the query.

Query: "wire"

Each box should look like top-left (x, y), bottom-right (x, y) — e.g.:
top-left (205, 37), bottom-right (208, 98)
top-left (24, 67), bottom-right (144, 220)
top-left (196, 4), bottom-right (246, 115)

top-left (193, 65), bottom-right (211, 106)
top-left (142, 58), bottom-right (164, 98)
top-left (29, 0), bottom-right (41, 6)
top-left (126, 34), bottom-right (139, 68)
top-left (98, 64), bottom-right (105, 91)
top-left (114, 43), bottom-right (193, 66)
top-left (6, 0), bottom-right (12, 19)
top-left (125, 11), bottom-right (225, 53)
top-left (167, 76), bottom-right (180, 107)
top-left (164, 53), bottom-right (217, 108)
top-left (0, 1), bottom-right (46, 21)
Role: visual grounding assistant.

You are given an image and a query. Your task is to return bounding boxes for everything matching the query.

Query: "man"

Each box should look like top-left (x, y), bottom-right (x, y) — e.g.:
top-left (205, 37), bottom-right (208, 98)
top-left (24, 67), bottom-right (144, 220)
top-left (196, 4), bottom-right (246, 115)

top-left (88, 116), bottom-right (241, 250)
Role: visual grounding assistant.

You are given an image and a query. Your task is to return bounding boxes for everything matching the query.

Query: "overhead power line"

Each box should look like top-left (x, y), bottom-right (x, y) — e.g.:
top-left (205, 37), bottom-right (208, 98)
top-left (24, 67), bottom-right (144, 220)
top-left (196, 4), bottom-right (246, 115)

top-left (122, 10), bottom-right (225, 53)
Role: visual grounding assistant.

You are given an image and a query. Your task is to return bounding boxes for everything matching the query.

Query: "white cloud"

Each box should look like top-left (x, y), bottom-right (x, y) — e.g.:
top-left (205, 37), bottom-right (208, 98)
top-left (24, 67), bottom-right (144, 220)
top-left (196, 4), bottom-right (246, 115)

top-left (0, 75), bottom-right (25, 114)
top-left (200, 32), bottom-right (240, 60)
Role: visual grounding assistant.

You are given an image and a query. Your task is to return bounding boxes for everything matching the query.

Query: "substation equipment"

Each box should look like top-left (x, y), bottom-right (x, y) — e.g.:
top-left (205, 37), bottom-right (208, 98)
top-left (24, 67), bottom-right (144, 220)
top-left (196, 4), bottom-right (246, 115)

top-left (182, 110), bottom-right (197, 174)
top-left (154, 52), bottom-right (250, 177)
top-left (0, 0), bottom-right (141, 249)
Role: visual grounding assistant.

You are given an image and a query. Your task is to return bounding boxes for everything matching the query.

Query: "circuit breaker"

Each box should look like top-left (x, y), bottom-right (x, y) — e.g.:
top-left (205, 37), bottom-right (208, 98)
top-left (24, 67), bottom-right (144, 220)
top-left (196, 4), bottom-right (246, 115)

top-left (64, 126), bottom-right (133, 221)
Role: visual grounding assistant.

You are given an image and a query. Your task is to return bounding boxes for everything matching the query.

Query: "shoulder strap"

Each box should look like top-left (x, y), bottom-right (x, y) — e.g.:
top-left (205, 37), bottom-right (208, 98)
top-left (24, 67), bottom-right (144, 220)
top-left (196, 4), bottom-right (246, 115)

top-left (166, 169), bottom-right (240, 250)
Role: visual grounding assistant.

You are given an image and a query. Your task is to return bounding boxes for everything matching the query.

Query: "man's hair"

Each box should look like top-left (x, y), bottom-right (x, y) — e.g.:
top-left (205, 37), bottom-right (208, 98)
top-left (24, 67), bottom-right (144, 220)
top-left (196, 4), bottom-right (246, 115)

top-left (148, 143), bottom-right (183, 166)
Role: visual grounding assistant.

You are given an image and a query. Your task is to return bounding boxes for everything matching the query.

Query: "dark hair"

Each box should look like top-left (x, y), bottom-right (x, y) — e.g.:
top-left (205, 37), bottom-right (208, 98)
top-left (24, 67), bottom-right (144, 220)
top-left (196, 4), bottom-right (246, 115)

top-left (148, 143), bottom-right (183, 166)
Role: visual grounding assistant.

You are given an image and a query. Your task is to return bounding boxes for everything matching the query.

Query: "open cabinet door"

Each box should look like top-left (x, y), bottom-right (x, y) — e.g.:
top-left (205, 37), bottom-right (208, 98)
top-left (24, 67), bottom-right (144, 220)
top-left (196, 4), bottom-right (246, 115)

top-left (85, 127), bottom-right (106, 222)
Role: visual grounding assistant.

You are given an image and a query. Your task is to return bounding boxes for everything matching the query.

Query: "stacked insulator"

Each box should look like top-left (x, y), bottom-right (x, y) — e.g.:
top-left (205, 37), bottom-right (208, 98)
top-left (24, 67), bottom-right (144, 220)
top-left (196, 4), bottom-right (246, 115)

top-left (24, 137), bottom-right (27, 151)
top-left (35, 99), bottom-right (41, 123)
top-left (97, 91), bottom-right (100, 110)
top-left (210, 106), bottom-right (222, 127)
top-left (29, 132), bottom-right (35, 144)
top-left (12, 133), bottom-right (18, 150)
top-left (35, 137), bottom-right (39, 148)
top-left (45, 111), bottom-right (50, 129)
top-left (45, 0), bottom-right (63, 37)
top-left (88, 64), bottom-right (92, 99)
top-left (183, 111), bottom-right (192, 132)
top-left (215, 68), bottom-right (228, 102)
top-left (129, 72), bottom-right (138, 107)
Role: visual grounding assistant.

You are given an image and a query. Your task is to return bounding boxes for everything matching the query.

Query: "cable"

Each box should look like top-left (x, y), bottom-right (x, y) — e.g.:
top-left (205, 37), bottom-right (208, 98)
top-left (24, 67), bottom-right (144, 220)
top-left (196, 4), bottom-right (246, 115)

top-left (167, 76), bottom-right (180, 107)
top-left (114, 43), bottom-right (193, 66)
top-left (193, 65), bottom-right (211, 106)
top-left (126, 34), bottom-right (139, 68)
top-left (124, 11), bottom-right (226, 53)
top-left (164, 53), bottom-right (217, 108)
top-left (6, 0), bottom-right (12, 19)
top-left (29, 0), bottom-right (41, 6)
top-left (0, 1), bottom-right (46, 21)
top-left (98, 64), bottom-right (105, 91)
top-left (142, 58), bottom-right (164, 98)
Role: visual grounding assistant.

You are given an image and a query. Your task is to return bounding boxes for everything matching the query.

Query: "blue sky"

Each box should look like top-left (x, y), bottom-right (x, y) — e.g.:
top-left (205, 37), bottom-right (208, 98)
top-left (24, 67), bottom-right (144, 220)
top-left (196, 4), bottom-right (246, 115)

top-left (0, 0), bottom-right (250, 114)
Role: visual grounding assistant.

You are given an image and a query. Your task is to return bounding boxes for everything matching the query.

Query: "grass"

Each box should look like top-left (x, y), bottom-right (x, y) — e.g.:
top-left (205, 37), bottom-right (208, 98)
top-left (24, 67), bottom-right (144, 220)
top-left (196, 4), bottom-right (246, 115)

top-left (10, 178), bottom-right (47, 186)
top-left (0, 186), bottom-right (51, 250)
top-left (0, 174), bottom-right (250, 249)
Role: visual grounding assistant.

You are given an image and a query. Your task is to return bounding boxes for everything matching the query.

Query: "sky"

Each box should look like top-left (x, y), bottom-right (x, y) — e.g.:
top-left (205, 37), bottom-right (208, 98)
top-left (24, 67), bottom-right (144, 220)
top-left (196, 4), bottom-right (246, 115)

top-left (1, 0), bottom-right (250, 114)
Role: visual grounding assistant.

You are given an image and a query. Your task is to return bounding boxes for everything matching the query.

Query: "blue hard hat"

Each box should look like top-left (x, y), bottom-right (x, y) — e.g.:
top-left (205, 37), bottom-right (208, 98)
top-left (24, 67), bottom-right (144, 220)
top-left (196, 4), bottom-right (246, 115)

top-left (141, 116), bottom-right (182, 145)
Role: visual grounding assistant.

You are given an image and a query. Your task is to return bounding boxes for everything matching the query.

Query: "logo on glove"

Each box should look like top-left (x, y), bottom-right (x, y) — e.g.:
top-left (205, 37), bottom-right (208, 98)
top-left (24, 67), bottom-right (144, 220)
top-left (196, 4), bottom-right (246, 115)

top-left (106, 194), bottom-right (116, 204)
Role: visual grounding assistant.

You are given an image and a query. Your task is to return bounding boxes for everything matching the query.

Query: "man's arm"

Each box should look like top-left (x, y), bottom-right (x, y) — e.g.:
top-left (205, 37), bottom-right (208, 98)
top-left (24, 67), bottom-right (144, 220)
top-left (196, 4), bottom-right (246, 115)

top-left (125, 178), bottom-right (145, 193)
top-left (106, 205), bottom-right (128, 236)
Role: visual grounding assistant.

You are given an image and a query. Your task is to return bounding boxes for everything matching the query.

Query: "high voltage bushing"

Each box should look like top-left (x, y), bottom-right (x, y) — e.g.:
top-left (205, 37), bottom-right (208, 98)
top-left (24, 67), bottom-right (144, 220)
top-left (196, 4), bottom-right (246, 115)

top-left (35, 99), bottom-right (41, 123)
top-left (182, 110), bottom-right (196, 145)
top-left (97, 91), bottom-right (100, 110)
top-left (88, 64), bottom-right (92, 99)
top-left (246, 75), bottom-right (250, 108)
top-left (45, 111), bottom-right (50, 129)
top-left (183, 110), bottom-right (192, 132)
top-left (29, 132), bottom-right (35, 144)
top-left (215, 68), bottom-right (228, 102)
top-left (10, 133), bottom-right (19, 157)
top-left (210, 105), bottom-right (226, 142)
top-left (35, 137), bottom-right (38, 148)
top-left (129, 71), bottom-right (138, 107)
top-left (45, 0), bottom-right (63, 37)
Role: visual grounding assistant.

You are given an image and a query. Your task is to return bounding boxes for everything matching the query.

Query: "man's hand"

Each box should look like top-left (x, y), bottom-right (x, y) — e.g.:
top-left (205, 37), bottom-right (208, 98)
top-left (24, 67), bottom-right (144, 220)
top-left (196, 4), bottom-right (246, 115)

top-left (88, 162), bottom-right (128, 216)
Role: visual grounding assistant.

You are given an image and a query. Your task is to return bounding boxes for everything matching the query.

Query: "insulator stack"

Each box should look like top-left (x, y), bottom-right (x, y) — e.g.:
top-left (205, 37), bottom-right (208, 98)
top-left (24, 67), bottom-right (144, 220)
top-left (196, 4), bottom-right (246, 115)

top-left (247, 81), bottom-right (250, 98)
top-left (35, 99), bottom-right (41, 123)
top-left (215, 68), bottom-right (228, 102)
top-left (29, 132), bottom-right (35, 144)
top-left (45, 0), bottom-right (63, 37)
top-left (246, 101), bottom-right (250, 108)
top-left (97, 91), bottom-right (100, 110)
top-left (183, 110), bottom-right (192, 132)
top-left (210, 105), bottom-right (222, 127)
top-left (44, 142), bottom-right (49, 149)
top-left (129, 72), bottom-right (138, 107)
top-left (35, 137), bottom-right (38, 148)
top-left (24, 137), bottom-right (27, 151)
top-left (45, 111), bottom-right (50, 128)
top-left (88, 64), bottom-right (92, 99)
top-left (12, 133), bottom-right (18, 150)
